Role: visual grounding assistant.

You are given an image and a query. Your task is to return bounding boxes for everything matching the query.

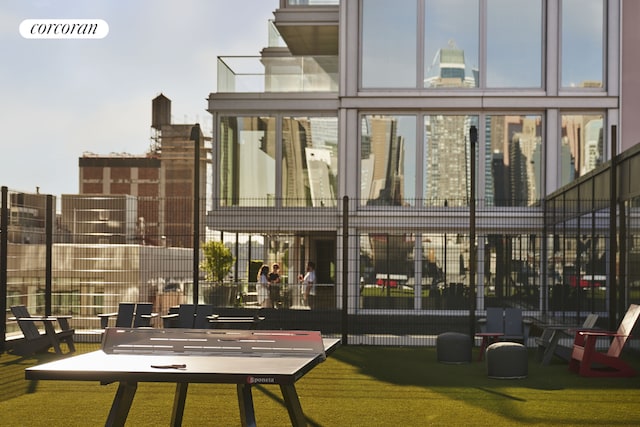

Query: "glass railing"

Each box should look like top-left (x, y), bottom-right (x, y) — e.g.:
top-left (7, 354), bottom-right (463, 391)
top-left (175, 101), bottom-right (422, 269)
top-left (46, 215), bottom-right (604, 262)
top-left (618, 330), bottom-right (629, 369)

top-left (286, 0), bottom-right (339, 6)
top-left (268, 20), bottom-right (286, 48)
top-left (217, 55), bottom-right (338, 93)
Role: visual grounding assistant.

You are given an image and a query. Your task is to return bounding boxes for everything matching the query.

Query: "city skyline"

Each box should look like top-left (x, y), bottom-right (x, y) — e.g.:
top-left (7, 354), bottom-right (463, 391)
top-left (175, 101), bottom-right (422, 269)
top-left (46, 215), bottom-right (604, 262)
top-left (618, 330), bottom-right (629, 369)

top-left (1, 0), bottom-right (277, 196)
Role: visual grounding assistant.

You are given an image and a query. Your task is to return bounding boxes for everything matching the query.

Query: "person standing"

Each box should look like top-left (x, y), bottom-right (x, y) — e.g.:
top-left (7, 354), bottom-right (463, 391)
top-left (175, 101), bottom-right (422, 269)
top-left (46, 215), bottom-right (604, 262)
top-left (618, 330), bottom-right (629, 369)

top-left (257, 265), bottom-right (271, 308)
top-left (268, 263), bottom-right (281, 308)
top-left (298, 261), bottom-right (316, 309)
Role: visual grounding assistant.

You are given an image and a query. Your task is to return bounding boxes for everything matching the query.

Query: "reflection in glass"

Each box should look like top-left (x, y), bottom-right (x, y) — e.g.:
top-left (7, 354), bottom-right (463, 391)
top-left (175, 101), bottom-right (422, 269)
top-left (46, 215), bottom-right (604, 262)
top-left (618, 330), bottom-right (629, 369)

top-left (561, 0), bottom-right (604, 88)
top-left (487, 0), bottom-right (542, 87)
top-left (546, 226), bottom-right (607, 312)
top-left (560, 114), bottom-right (604, 187)
top-left (360, 233), bottom-right (416, 309)
top-left (485, 234), bottom-right (540, 303)
top-left (485, 115), bottom-right (542, 206)
top-left (219, 116), bottom-right (276, 206)
top-left (361, 0), bottom-right (417, 88)
top-left (423, 115), bottom-right (478, 207)
top-left (282, 116), bottom-right (338, 207)
top-left (362, 233), bottom-right (415, 282)
top-left (424, 0), bottom-right (479, 88)
top-left (359, 232), bottom-right (473, 310)
top-left (360, 115), bottom-right (416, 206)
top-left (423, 233), bottom-right (468, 290)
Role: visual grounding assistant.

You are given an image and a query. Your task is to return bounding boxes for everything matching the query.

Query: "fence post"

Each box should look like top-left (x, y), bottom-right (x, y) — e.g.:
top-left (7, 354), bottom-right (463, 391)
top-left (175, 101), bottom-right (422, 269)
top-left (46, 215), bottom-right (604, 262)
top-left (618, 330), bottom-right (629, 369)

top-left (191, 124), bottom-right (201, 306)
top-left (609, 125), bottom-right (618, 330)
top-left (469, 126), bottom-right (477, 339)
top-left (45, 194), bottom-right (53, 316)
top-left (342, 195), bottom-right (349, 345)
top-left (1, 186), bottom-right (8, 352)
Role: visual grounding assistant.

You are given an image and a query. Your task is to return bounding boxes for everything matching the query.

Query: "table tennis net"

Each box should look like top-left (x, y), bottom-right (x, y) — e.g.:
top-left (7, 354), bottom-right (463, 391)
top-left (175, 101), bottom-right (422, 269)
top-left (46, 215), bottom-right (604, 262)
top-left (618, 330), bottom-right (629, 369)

top-left (102, 327), bottom-right (326, 359)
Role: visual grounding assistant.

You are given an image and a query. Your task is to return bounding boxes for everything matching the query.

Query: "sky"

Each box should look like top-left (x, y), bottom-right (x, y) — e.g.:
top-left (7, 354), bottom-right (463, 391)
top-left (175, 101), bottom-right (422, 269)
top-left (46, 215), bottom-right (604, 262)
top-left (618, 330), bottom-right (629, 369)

top-left (0, 0), bottom-right (277, 196)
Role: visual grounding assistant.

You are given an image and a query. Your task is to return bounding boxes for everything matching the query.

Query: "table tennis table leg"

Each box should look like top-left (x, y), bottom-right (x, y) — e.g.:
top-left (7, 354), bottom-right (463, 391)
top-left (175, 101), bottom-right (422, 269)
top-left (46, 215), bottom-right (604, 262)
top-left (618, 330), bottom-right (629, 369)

top-left (105, 381), bottom-right (137, 427)
top-left (171, 382), bottom-right (189, 427)
top-left (281, 384), bottom-right (307, 427)
top-left (237, 384), bottom-right (257, 427)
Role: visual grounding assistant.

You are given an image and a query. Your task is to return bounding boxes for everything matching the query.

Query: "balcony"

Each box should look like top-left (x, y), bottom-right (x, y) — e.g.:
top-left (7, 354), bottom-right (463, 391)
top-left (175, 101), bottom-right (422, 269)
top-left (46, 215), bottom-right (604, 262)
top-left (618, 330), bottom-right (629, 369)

top-left (217, 55), bottom-right (338, 93)
top-left (273, 0), bottom-right (339, 56)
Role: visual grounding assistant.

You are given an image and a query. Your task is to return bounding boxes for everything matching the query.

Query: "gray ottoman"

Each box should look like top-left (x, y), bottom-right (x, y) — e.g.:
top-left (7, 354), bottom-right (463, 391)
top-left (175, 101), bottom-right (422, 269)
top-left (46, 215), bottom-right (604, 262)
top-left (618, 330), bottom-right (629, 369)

top-left (437, 332), bottom-right (472, 364)
top-left (486, 342), bottom-right (528, 379)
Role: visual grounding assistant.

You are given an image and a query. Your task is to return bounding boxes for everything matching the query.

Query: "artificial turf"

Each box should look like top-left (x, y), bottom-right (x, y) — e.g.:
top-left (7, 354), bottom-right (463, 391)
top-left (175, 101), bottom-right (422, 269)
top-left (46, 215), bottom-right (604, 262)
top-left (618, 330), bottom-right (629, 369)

top-left (1, 342), bottom-right (640, 426)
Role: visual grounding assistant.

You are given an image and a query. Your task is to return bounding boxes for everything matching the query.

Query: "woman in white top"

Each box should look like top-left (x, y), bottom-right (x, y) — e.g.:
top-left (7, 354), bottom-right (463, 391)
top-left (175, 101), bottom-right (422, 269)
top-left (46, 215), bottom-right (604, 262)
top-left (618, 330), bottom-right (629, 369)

top-left (257, 265), bottom-right (271, 308)
top-left (298, 261), bottom-right (316, 309)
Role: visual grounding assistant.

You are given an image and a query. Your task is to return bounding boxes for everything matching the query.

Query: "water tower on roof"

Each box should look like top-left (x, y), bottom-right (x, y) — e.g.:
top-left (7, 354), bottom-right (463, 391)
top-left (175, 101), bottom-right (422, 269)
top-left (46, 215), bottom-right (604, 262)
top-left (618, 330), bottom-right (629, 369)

top-left (152, 93), bottom-right (171, 130)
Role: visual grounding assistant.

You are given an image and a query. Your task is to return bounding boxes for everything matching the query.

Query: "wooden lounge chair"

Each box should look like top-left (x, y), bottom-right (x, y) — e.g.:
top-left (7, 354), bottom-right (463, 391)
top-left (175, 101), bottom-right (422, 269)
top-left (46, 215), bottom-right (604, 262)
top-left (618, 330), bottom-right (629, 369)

top-left (569, 304), bottom-right (640, 377)
top-left (478, 307), bottom-right (504, 334)
top-left (132, 303), bottom-right (158, 328)
top-left (99, 302), bottom-right (158, 329)
top-left (504, 308), bottom-right (531, 342)
top-left (98, 302), bottom-right (136, 329)
top-left (477, 307), bottom-right (531, 342)
top-left (8, 305), bottom-right (76, 356)
top-left (162, 304), bottom-right (196, 328)
top-left (536, 313), bottom-right (598, 366)
top-left (193, 304), bottom-right (214, 329)
top-left (162, 304), bottom-right (213, 329)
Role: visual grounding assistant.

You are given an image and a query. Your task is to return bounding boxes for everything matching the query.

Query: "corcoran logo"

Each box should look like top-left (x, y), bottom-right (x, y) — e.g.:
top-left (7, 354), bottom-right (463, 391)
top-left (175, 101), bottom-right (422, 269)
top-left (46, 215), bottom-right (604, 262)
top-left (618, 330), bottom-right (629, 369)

top-left (19, 19), bottom-right (109, 39)
top-left (247, 376), bottom-right (276, 384)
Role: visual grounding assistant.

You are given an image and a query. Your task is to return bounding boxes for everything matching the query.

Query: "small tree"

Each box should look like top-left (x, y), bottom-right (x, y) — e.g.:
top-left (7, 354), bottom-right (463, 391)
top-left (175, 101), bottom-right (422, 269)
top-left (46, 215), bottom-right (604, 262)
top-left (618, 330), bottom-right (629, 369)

top-left (200, 240), bottom-right (235, 283)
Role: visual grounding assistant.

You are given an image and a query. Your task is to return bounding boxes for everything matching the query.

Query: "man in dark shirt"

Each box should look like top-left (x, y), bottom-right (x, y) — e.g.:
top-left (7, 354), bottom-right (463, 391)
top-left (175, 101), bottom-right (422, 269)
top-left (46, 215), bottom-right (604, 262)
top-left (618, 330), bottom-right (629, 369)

top-left (268, 263), bottom-right (281, 308)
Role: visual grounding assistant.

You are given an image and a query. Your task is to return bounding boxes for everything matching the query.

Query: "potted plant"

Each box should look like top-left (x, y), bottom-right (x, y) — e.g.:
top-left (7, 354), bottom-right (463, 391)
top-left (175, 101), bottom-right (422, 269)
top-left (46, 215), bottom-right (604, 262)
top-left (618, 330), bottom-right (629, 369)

top-left (200, 240), bottom-right (235, 306)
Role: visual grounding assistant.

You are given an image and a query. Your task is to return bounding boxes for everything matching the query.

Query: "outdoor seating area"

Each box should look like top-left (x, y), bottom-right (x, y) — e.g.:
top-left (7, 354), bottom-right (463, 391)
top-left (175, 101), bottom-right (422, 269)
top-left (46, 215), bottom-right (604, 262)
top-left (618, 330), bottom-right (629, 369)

top-left (3, 342), bottom-right (640, 426)
top-left (4, 303), bottom-right (640, 425)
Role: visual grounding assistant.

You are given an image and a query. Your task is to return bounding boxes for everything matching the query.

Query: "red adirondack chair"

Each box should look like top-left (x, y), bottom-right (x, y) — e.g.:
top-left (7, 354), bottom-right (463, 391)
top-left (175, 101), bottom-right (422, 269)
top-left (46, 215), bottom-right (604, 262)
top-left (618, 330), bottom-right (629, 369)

top-left (569, 304), bottom-right (640, 377)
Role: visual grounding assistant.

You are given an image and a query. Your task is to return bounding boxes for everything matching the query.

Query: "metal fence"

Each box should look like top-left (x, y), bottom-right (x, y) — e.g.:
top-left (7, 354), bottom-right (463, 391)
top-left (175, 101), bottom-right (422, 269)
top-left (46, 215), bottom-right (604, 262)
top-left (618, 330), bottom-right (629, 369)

top-left (3, 143), bottom-right (640, 348)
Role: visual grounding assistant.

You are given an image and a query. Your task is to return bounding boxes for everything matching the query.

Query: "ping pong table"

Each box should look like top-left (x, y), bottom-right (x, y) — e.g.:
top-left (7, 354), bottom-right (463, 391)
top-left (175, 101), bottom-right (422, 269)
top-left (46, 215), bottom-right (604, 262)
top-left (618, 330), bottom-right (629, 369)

top-left (26, 327), bottom-right (340, 427)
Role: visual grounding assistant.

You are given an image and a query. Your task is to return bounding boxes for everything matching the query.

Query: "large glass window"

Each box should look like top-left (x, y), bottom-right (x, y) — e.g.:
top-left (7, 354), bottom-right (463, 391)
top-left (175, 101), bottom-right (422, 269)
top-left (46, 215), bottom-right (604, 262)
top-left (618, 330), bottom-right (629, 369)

top-left (361, 115), bottom-right (417, 206)
top-left (486, 0), bottom-right (542, 88)
top-left (424, 0), bottom-right (479, 88)
top-left (362, 0), bottom-right (545, 89)
top-left (361, 0), bottom-right (417, 88)
top-left (282, 116), bottom-right (338, 207)
top-left (485, 115), bottom-right (543, 206)
top-left (219, 116), bottom-right (276, 207)
top-left (423, 115), bottom-right (478, 207)
top-left (560, 113), bottom-right (605, 187)
top-left (561, 0), bottom-right (604, 88)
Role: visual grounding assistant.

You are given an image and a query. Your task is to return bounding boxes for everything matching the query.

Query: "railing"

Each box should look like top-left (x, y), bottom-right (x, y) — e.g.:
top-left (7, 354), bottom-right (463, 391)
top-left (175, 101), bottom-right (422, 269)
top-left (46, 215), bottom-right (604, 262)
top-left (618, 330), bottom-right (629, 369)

top-left (285, 0), bottom-right (340, 6)
top-left (217, 56), bottom-right (338, 93)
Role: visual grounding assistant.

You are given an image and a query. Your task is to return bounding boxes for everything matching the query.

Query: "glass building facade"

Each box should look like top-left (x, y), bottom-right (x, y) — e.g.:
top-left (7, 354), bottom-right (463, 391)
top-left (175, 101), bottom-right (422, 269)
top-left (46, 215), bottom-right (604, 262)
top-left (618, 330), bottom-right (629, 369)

top-left (207, 0), bottom-right (636, 317)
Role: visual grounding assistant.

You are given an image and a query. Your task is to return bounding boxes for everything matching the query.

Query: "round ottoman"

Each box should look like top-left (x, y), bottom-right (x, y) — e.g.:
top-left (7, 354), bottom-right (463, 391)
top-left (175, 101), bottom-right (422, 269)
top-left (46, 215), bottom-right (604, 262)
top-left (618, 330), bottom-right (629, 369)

top-left (486, 342), bottom-right (528, 379)
top-left (437, 332), bottom-right (472, 364)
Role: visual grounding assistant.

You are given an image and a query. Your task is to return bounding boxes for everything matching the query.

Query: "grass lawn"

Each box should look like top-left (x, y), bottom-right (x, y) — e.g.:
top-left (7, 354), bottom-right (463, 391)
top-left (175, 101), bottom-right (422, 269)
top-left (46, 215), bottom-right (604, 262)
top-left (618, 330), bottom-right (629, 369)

top-left (2, 342), bottom-right (640, 426)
